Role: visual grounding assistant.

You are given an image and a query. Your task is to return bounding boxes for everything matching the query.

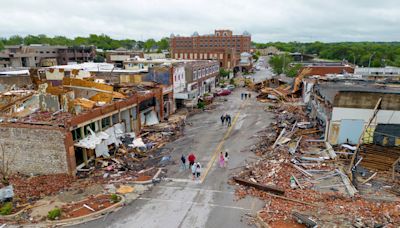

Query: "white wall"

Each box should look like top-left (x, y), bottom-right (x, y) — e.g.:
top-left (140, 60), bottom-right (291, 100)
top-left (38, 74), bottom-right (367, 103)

top-left (332, 107), bottom-right (400, 124)
top-left (173, 65), bottom-right (186, 94)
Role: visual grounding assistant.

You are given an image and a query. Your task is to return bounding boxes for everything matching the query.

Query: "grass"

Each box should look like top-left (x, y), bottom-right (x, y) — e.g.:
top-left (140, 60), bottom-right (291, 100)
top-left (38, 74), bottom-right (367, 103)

top-left (47, 208), bottom-right (61, 220)
top-left (0, 202), bottom-right (12, 215)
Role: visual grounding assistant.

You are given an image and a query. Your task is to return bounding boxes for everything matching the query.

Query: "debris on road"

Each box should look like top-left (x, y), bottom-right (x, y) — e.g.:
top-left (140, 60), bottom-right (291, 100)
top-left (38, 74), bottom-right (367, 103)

top-left (233, 94), bottom-right (400, 227)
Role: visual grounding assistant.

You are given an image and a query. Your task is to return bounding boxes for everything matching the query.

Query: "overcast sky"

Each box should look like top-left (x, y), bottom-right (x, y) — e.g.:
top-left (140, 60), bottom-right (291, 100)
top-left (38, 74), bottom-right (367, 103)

top-left (1, 0), bottom-right (399, 42)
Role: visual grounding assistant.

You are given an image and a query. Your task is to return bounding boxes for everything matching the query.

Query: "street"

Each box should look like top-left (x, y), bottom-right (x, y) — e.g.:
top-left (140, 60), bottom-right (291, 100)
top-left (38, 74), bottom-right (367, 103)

top-left (247, 56), bottom-right (274, 83)
top-left (74, 64), bottom-right (274, 228)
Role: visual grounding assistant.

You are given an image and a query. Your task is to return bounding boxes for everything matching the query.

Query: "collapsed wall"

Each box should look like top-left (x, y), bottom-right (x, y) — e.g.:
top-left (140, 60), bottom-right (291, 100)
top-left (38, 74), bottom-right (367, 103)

top-left (0, 124), bottom-right (69, 175)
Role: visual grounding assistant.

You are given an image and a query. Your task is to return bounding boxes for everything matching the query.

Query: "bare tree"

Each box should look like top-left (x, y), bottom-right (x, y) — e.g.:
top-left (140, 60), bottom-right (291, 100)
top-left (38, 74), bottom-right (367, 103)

top-left (0, 144), bottom-right (12, 186)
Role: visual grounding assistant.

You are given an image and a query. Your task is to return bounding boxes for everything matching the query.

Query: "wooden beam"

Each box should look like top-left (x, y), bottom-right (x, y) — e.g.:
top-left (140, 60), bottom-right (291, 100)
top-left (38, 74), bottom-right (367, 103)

top-left (361, 172), bottom-right (377, 184)
top-left (82, 148), bottom-right (88, 167)
top-left (233, 177), bottom-right (285, 195)
top-left (272, 128), bottom-right (286, 149)
top-left (291, 174), bottom-right (303, 189)
top-left (63, 85), bottom-right (113, 94)
top-left (292, 164), bottom-right (313, 177)
top-left (348, 98), bottom-right (382, 180)
top-left (392, 157), bottom-right (400, 180)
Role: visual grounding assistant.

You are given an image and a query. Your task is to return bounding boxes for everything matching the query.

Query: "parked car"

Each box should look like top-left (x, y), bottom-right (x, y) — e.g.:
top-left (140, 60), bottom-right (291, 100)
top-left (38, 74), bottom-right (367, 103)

top-left (217, 89), bottom-right (231, 96)
top-left (226, 85), bottom-right (235, 91)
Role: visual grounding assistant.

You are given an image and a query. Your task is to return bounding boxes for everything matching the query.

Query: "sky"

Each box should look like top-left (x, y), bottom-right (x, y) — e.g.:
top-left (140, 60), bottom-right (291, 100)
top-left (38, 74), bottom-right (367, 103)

top-left (1, 0), bottom-right (400, 42)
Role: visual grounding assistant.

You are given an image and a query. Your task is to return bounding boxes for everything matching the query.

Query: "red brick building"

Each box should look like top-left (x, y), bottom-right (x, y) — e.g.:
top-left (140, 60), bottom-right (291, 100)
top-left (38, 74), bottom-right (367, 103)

top-left (170, 30), bottom-right (251, 70)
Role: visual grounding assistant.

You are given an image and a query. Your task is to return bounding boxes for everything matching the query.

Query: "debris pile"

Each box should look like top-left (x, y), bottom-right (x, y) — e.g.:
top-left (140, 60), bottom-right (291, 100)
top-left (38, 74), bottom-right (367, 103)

top-left (233, 102), bottom-right (400, 227)
top-left (7, 174), bottom-right (74, 204)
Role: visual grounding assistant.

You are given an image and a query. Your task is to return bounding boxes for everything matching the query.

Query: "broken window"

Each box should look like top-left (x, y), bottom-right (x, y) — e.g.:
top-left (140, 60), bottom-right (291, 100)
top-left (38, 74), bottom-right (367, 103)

top-left (101, 117), bottom-right (111, 129)
top-left (84, 122), bottom-right (96, 136)
top-left (112, 113), bottom-right (119, 125)
top-left (72, 128), bottom-right (82, 141)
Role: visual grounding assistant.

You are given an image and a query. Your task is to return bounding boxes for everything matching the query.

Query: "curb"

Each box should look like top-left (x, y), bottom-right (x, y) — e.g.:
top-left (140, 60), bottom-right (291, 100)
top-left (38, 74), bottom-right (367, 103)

top-left (256, 210), bottom-right (270, 228)
top-left (46, 194), bottom-right (125, 226)
top-left (130, 168), bottom-right (162, 185)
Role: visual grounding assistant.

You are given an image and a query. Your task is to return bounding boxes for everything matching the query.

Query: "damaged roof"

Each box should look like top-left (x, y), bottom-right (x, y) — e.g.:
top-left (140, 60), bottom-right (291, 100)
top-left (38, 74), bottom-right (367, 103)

top-left (315, 80), bottom-right (400, 103)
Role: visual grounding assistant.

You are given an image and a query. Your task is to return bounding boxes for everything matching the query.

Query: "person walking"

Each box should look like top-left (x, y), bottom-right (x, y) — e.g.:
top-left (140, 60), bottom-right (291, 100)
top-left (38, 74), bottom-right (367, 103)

top-left (226, 114), bottom-right (232, 127)
top-left (219, 152), bottom-right (225, 168)
top-left (180, 154), bottom-right (186, 170)
top-left (191, 162), bottom-right (197, 180)
top-left (220, 114), bottom-right (225, 126)
top-left (248, 93), bottom-right (251, 98)
top-left (224, 151), bottom-right (229, 167)
top-left (188, 153), bottom-right (196, 169)
top-left (244, 93), bottom-right (248, 99)
top-left (195, 162), bottom-right (201, 180)
top-left (241, 93), bottom-right (244, 100)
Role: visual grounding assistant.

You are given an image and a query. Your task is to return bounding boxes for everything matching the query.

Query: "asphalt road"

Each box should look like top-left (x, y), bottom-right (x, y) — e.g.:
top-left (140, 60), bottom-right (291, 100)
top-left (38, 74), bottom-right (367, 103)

top-left (74, 70), bottom-right (273, 228)
top-left (252, 56), bottom-right (273, 83)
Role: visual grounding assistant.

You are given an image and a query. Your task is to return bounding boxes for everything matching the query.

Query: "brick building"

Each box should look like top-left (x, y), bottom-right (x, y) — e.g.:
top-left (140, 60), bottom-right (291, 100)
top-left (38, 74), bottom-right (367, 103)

top-left (0, 71), bottom-right (165, 176)
top-left (0, 45), bottom-right (96, 68)
top-left (170, 29), bottom-right (251, 70)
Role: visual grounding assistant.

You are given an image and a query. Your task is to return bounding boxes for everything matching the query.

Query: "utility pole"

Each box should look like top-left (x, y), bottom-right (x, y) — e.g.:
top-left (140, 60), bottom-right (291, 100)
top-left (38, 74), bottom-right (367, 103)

top-left (368, 52), bottom-right (376, 74)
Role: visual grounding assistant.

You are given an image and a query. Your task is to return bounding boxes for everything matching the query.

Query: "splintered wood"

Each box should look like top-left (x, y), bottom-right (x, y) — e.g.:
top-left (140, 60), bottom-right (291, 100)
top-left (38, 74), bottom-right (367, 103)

top-left (233, 101), bottom-right (400, 226)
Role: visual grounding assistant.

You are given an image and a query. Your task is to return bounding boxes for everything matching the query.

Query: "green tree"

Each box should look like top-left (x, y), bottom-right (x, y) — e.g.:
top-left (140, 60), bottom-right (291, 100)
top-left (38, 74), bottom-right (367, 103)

top-left (219, 68), bottom-right (230, 78)
top-left (144, 39), bottom-right (157, 52)
top-left (269, 54), bottom-right (293, 75)
top-left (5, 35), bottom-right (24, 45)
top-left (286, 63), bottom-right (302, 77)
top-left (157, 38), bottom-right (169, 50)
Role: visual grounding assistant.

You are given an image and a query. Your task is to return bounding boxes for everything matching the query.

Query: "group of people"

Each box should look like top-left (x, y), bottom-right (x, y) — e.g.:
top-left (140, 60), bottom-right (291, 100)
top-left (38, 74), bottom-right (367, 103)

top-left (219, 151), bottom-right (229, 168)
top-left (241, 92), bottom-right (251, 100)
top-left (181, 153), bottom-right (202, 180)
top-left (180, 150), bottom-right (230, 181)
top-left (220, 113), bottom-right (232, 127)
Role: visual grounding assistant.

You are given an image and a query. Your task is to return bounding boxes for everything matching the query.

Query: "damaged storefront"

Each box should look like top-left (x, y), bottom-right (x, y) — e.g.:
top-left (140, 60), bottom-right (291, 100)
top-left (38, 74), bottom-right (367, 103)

top-left (0, 70), bottom-right (164, 176)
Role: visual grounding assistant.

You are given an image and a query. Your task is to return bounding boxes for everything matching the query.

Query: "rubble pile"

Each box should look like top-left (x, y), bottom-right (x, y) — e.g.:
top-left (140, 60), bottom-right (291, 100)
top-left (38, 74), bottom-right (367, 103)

top-left (76, 112), bottom-right (187, 181)
top-left (8, 174), bottom-right (74, 204)
top-left (233, 101), bottom-right (400, 227)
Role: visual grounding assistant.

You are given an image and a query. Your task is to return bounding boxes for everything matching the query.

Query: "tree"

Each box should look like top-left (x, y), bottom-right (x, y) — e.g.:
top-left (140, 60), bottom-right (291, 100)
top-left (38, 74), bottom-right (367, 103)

top-left (286, 63), bottom-right (302, 77)
top-left (5, 35), bottom-right (24, 45)
top-left (0, 144), bottom-right (13, 186)
top-left (269, 54), bottom-right (293, 75)
top-left (144, 39), bottom-right (157, 52)
top-left (219, 68), bottom-right (230, 78)
top-left (157, 38), bottom-right (169, 50)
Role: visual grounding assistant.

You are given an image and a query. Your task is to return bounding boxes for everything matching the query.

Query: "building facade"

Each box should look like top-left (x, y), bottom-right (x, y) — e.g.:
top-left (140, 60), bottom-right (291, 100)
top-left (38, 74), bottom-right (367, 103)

top-left (105, 49), bottom-right (144, 68)
top-left (170, 29), bottom-right (251, 70)
top-left (0, 45), bottom-right (96, 68)
top-left (175, 60), bottom-right (219, 107)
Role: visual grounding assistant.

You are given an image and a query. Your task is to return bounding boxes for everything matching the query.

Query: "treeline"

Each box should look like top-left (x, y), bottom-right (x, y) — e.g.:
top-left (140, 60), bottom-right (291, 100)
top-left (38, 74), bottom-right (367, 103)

top-left (254, 41), bottom-right (400, 67)
top-left (0, 34), bottom-right (169, 52)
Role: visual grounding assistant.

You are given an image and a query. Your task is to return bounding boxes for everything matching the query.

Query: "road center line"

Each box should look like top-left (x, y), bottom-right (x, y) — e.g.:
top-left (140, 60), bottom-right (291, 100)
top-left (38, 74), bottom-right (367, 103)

top-left (155, 185), bottom-right (235, 194)
top-left (200, 100), bottom-right (247, 183)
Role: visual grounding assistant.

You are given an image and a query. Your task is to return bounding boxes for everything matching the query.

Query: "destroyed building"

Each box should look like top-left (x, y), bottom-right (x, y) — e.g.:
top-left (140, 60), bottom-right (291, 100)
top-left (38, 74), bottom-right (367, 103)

top-left (302, 76), bottom-right (400, 177)
top-left (0, 44), bottom-right (96, 68)
top-left (0, 64), bottom-right (166, 176)
top-left (0, 70), bottom-right (32, 91)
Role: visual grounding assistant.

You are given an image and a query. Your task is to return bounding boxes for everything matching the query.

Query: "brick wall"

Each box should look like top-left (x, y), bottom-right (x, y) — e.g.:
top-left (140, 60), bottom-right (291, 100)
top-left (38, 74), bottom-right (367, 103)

top-left (0, 125), bottom-right (69, 175)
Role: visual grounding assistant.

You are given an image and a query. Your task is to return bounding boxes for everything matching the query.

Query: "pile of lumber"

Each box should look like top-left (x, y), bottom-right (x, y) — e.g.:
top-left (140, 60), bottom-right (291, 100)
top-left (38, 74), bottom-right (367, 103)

top-left (360, 144), bottom-right (400, 171)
